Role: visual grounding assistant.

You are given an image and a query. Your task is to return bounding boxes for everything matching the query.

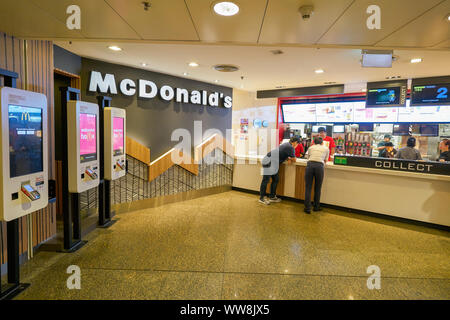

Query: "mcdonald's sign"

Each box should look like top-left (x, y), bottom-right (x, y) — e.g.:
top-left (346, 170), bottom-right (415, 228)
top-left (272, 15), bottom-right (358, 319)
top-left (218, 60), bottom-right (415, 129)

top-left (21, 112), bottom-right (30, 121)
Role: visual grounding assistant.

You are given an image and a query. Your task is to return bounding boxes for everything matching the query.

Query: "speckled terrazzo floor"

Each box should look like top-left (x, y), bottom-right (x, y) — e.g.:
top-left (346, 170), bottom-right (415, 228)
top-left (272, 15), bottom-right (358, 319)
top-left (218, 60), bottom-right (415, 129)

top-left (12, 191), bottom-right (450, 300)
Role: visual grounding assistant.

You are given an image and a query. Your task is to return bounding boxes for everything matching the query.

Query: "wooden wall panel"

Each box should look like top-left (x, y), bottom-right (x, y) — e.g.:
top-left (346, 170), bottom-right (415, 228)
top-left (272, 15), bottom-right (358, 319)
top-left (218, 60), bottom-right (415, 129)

top-left (126, 137), bottom-right (151, 165)
top-left (0, 32), bottom-right (56, 265)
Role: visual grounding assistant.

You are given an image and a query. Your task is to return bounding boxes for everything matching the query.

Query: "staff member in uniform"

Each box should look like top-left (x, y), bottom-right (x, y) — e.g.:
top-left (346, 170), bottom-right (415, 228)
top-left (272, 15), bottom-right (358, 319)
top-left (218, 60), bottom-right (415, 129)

top-left (438, 139), bottom-right (450, 162)
top-left (259, 137), bottom-right (299, 205)
top-left (315, 127), bottom-right (335, 161)
top-left (377, 134), bottom-right (392, 157)
top-left (304, 136), bottom-right (329, 214)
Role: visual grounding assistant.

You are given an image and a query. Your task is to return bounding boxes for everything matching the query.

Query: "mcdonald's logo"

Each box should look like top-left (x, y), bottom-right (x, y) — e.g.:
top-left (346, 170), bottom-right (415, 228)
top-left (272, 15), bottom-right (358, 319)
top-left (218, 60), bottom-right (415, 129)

top-left (21, 112), bottom-right (30, 121)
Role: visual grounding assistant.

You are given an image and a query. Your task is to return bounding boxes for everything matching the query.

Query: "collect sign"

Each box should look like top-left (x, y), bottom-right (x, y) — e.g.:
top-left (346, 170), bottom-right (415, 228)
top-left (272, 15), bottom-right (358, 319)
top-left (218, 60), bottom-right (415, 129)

top-left (333, 156), bottom-right (450, 176)
top-left (88, 71), bottom-right (232, 108)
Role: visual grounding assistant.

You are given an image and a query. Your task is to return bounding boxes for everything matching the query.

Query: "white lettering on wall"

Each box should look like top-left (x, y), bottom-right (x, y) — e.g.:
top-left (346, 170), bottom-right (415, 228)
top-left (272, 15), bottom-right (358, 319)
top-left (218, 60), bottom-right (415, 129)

top-left (139, 80), bottom-right (158, 98)
top-left (89, 71), bottom-right (117, 94)
top-left (119, 79), bottom-right (136, 96)
top-left (88, 71), bottom-right (232, 108)
top-left (160, 85), bottom-right (175, 101)
top-left (176, 88), bottom-right (189, 103)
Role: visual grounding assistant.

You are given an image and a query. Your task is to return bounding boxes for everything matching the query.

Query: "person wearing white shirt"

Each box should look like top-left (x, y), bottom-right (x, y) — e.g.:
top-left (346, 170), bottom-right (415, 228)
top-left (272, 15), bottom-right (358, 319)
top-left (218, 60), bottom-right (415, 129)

top-left (304, 137), bottom-right (329, 214)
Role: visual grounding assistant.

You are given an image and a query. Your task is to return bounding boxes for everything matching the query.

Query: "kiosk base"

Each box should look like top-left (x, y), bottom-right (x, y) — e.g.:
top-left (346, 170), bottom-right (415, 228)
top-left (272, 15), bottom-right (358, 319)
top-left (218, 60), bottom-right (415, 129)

top-left (0, 283), bottom-right (30, 300)
top-left (59, 240), bottom-right (88, 253)
top-left (97, 218), bottom-right (118, 229)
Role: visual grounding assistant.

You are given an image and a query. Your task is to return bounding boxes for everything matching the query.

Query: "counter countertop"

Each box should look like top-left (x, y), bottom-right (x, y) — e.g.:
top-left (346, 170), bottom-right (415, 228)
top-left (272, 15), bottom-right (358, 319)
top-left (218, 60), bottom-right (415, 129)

top-left (234, 155), bottom-right (450, 182)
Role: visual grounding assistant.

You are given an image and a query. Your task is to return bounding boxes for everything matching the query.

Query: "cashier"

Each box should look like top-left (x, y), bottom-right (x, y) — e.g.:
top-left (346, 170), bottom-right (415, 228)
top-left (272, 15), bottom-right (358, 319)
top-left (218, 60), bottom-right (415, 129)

top-left (295, 139), bottom-right (305, 158)
top-left (313, 127), bottom-right (335, 161)
top-left (377, 134), bottom-right (392, 157)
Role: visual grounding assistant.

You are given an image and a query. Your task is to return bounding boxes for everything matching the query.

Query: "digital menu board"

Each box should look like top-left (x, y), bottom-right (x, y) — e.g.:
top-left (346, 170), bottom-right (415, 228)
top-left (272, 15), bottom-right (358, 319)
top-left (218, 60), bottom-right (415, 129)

top-left (365, 80), bottom-right (407, 108)
top-left (80, 113), bottom-right (97, 163)
top-left (8, 105), bottom-right (43, 177)
top-left (282, 103), bottom-right (316, 123)
top-left (315, 102), bottom-right (353, 123)
top-left (113, 117), bottom-right (124, 156)
top-left (282, 99), bottom-right (448, 124)
top-left (411, 83), bottom-right (450, 106)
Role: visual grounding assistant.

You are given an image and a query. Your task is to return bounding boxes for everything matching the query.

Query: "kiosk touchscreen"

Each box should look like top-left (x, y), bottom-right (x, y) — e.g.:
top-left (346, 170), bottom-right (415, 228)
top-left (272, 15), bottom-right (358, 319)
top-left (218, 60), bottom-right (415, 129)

top-left (67, 101), bottom-right (100, 193)
top-left (0, 87), bottom-right (48, 221)
top-left (104, 107), bottom-right (126, 180)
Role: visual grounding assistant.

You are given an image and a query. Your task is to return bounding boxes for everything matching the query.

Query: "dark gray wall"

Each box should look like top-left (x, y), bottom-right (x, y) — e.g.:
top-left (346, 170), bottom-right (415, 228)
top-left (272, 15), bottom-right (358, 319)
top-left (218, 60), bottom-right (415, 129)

top-left (80, 58), bottom-right (232, 160)
top-left (54, 45), bottom-right (82, 75)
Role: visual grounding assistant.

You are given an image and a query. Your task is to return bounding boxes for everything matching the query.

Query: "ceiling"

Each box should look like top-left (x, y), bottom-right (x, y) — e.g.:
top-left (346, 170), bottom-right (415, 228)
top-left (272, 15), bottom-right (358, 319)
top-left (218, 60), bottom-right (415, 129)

top-left (54, 41), bottom-right (450, 91)
top-left (1, 0), bottom-right (449, 91)
top-left (1, 0), bottom-right (449, 48)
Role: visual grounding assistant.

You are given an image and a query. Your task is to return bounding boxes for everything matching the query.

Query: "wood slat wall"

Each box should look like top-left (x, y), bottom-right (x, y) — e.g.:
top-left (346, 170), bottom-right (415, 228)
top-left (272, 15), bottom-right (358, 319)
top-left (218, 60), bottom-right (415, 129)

top-left (126, 137), bottom-right (151, 165)
top-left (0, 32), bottom-right (55, 265)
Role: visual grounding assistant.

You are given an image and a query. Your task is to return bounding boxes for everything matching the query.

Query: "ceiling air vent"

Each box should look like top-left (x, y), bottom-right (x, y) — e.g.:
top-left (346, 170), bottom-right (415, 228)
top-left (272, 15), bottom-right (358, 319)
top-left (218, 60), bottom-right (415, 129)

top-left (213, 64), bottom-right (239, 72)
top-left (270, 50), bottom-right (284, 55)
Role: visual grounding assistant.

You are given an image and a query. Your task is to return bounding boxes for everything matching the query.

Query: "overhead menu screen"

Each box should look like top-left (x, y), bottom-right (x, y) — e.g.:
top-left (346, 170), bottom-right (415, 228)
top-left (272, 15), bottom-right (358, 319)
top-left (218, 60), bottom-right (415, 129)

top-left (282, 103), bottom-right (316, 123)
top-left (316, 102), bottom-right (353, 123)
top-left (113, 117), bottom-right (124, 156)
top-left (411, 83), bottom-right (450, 106)
top-left (8, 105), bottom-right (43, 178)
top-left (366, 87), bottom-right (401, 107)
top-left (79, 113), bottom-right (97, 163)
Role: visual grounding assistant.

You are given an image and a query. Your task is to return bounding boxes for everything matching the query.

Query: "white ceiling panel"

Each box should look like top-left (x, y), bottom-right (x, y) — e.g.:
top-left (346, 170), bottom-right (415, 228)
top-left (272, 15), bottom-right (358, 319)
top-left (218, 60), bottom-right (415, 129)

top-left (28, 0), bottom-right (140, 39)
top-left (55, 41), bottom-right (450, 91)
top-left (185, 0), bottom-right (268, 42)
top-left (317, 0), bottom-right (444, 46)
top-left (376, 0), bottom-right (450, 48)
top-left (259, 0), bottom-right (354, 44)
top-left (105, 0), bottom-right (199, 41)
top-left (0, 0), bottom-right (84, 39)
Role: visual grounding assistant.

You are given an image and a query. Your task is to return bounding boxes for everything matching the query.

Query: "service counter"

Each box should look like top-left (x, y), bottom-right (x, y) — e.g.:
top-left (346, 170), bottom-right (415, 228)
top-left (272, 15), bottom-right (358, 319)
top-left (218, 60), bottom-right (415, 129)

top-left (233, 155), bottom-right (450, 227)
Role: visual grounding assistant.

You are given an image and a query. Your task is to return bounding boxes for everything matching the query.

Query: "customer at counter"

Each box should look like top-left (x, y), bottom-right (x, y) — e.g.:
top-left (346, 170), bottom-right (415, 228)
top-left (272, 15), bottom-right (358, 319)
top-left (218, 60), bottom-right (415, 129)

top-left (377, 134), bottom-right (392, 157)
top-left (304, 137), bottom-right (329, 214)
top-left (396, 137), bottom-right (422, 161)
top-left (438, 139), bottom-right (450, 162)
top-left (379, 142), bottom-right (397, 159)
top-left (313, 127), bottom-right (335, 161)
top-left (259, 136), bottom-right (299, 205)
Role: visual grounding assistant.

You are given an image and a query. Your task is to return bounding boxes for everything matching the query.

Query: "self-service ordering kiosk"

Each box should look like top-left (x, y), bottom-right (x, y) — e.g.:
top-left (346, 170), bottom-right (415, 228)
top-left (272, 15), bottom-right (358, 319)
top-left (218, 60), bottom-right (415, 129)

top-left (67, 100), bottom-right (100, 193)
top-left (0, 87), bottom-right (48, 221)
top-left (104, 107), bottom-right (126, 181)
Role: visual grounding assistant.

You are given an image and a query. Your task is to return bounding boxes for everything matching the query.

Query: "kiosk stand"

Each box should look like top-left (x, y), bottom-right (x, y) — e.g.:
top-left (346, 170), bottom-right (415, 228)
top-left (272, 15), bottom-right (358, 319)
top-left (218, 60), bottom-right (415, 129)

top-left (59, 87), bottom-right (87, 252)
top-left (97, 96), bottom-right (117, 228)
top-left (0, 68), bottom-right (48, 299)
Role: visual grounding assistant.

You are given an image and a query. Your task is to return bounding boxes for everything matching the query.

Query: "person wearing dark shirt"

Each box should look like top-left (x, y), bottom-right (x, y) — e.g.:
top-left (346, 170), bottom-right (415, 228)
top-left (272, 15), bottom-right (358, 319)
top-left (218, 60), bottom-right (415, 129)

top-left (396, 137), bottom-right (422, 161)
top-left (377, 134), bottom-right (392, 157)
top-left (259, 136), bottom-right (299, 205)
top-left (438, 140), bottom-right (450, 162)
top-left (379, 142), bottom-right (397, 158)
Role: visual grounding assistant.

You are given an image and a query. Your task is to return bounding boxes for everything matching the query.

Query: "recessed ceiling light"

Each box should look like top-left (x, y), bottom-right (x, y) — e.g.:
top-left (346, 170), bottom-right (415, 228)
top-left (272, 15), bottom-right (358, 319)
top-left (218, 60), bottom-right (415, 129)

top-left (141, 63), bottom-right (147, 67)
top-left (410, 58), bottom-right (423, 64)
top-left (108, 45), bottom-right (122, 51)
top-left (214, 80), bottom-right (219, 83)
top-left (315, 69), bottom-right (324, 74)
top-left (213, 1), bottom-right (239, 16)
top-left (446, 13), bottom-right (450, 21)
top-left (188, 62), bottom-right (199, 67)
top-left (183, 72), bottom-right (188, 76)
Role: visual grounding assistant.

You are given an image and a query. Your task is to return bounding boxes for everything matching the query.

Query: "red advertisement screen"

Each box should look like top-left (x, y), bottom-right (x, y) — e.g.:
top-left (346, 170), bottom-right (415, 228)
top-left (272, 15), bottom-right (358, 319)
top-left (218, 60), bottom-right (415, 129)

top-left (113, 117), bottom-right (124, 156)
top-left (79, 113), bottom-right (97, 163)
